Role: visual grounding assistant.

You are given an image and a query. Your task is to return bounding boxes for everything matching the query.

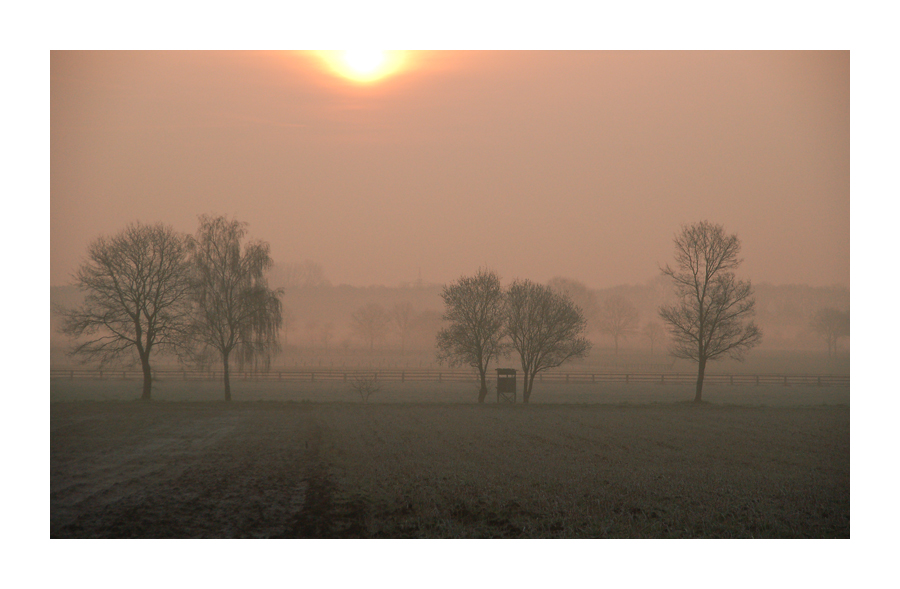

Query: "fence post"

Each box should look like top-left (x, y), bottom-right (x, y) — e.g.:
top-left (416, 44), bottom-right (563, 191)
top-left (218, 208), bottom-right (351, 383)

top-left (70, 370), bottom-right (74, 379)
top-left (401, 371), bottom-right (405, 382)
top-left (566, 374), bottom-right (569, 384)
top-left (312, 372), bottom-right (315, 382)
top-left (592, 374), bottom-right (595, 383)
top-left (730, 375), bottom-right (733, 385)
top-left (660, 374), bottom-right (665, 384)
top-left (756, 375), bottom-right (759, 386)
top-left (625, 374), bottom-right (629, 384)
top-left (783, 376), bottom-right (788, 386)
top-left (438, 373), bottom-right (442, 383)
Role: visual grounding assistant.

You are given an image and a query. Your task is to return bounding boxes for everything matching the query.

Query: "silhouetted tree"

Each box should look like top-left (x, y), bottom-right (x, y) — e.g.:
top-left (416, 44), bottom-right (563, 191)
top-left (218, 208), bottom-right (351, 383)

top-left (642, 320), bottom-right (666, 359)
top-left (435, 269), bottom-right (507, 403)
top-left (59, 222), bottom-right (194, 400)
top-left (659, 221), bottom-right (761, 403)
top-left (389, 301), bottom-right (415, 353)
top-left (351, 302), bottom-right (389, 352)
top-left (506, 279), bottom-right (591, 404)
top-left (189, 215), bottom-right (283, 401)
top-left (810, 308), bottom-right (850, 358)
top-left (349, 373), bottom-right (381, 403)
top-left (598, 296), bottom-right (640, 355)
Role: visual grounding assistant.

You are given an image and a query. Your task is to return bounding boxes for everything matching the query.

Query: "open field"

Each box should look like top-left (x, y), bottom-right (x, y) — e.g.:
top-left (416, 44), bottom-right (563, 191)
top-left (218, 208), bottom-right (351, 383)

top-left (51, 383), bottom-right (849, 538)
top-left (50, 377), bottom-right (851, 406)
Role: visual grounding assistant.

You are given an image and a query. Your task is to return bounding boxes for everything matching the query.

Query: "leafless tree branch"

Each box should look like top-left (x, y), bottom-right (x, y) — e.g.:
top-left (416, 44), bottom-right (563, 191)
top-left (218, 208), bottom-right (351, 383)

top-left (58, 222), bottom-right (194, 400)
top-left (658, 221), bottom-right (761, 402)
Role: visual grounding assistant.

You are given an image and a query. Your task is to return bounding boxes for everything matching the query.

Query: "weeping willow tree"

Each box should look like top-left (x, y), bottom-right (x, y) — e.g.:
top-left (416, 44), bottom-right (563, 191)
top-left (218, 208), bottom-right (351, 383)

top-left (190, 215), bottom-right (283, 401)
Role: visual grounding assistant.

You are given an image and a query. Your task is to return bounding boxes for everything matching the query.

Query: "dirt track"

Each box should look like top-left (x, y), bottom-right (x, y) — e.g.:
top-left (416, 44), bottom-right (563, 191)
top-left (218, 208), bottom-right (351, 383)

top-left (51, 400), bottom-right (850, 538)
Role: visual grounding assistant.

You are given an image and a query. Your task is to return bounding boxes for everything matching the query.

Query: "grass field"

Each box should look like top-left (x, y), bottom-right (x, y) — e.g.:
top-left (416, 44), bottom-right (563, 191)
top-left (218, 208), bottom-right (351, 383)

top-left (50, 379), bottom-right (849, 538)
top-left (50, 376), bottom-right (851, 406)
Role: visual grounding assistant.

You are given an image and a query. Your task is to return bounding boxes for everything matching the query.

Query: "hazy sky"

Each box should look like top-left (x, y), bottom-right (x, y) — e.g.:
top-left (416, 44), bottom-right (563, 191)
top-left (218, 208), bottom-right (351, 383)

top-left (51, 51), bottom-right (849, 289)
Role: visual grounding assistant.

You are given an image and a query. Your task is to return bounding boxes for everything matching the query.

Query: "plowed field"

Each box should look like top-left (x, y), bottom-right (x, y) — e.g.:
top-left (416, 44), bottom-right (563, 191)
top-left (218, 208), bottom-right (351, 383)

top-left (51, 399), bottom-right (849, 538)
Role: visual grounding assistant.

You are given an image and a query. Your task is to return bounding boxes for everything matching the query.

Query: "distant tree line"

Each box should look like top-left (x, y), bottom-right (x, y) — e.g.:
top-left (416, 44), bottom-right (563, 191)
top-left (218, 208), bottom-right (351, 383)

top-left (810, 307), bottom-right (850, 358)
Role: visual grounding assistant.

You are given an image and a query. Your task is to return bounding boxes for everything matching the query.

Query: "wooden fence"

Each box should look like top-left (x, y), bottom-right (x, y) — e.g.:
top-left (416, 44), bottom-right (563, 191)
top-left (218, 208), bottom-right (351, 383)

top-left (49, 368), bottom-right (850, 387)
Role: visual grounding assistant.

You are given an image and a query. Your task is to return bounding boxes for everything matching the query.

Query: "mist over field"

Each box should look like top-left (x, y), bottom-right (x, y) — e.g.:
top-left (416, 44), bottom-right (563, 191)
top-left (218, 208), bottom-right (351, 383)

top-left (51, 274), bottom-right (850, 374)
top-left (49, 50), bottom-right (850, 543)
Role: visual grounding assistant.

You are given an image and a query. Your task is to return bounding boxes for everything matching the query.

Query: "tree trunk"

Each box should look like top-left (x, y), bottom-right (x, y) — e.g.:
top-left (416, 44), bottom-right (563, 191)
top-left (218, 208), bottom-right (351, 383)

top-left (694, 356), bottom-right (706, 403)
top-left (523, 372), bottom-right (533, 404)
top-left (140, 354), bottom-right (152, 401)
top-left (223, 350), bottom-right (232, 402)
top-left (477, 369), bottom-right (488, 403)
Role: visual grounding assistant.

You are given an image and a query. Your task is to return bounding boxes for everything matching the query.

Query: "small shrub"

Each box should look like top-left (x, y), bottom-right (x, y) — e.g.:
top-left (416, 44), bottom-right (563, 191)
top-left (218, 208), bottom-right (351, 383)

top-left (349, 374), bottom-right (381, 403)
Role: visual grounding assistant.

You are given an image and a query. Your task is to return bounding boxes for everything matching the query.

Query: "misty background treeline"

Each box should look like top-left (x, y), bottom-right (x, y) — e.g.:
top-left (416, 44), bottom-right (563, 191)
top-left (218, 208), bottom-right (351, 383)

top-left (51, 260), bottom-right (849, 372)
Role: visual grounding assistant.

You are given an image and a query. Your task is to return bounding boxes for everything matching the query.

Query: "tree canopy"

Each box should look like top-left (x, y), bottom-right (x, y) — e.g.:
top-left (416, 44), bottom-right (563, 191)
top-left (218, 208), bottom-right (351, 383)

top-left (506, 279), bottom-right (591, 403)
top-left (435, 269), bottom-right (507, 403)
top-left (189, 214), bottom-right (283, 401)
top-left (60, 222), bottom-right (194, 400)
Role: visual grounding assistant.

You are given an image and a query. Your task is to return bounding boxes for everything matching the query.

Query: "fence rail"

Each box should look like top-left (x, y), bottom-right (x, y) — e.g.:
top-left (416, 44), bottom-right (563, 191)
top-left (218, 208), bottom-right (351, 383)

top-left (49, 368), bottom-right (850, 387)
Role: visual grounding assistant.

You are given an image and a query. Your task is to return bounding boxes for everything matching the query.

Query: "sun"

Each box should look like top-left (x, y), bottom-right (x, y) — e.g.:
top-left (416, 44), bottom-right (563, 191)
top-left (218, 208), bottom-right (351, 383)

top-left (344, 50), bottom-right (385, 75)
top-left (314, 50), bottom-right (408, 84)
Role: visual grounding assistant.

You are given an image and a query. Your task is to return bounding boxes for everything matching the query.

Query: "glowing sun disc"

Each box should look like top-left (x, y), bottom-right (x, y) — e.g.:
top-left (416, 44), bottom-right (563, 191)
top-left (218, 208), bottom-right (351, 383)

top-left (345, 50), bottom-right (385, 74)
top-left (315, 50), bottom-right (407, 83)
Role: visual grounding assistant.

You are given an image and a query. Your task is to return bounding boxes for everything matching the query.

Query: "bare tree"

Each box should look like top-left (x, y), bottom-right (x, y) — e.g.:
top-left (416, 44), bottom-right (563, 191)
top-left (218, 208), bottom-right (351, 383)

top-left (659, 221), bottom-right (761, 403)
top-left (389, 301), bottom-right (415, 353)
top-left (641, 320), bottom-right (666, 359)
top-left (351, 302), bottom-right (389, 352)
top-left (435, 269), bottom-right (507, 403)
top-left (189, 215), bottom-right (283, 401)
top-left (59, 222), bottom-right (194, 401)
top-left (506, 279), bottom-right (591, 404)
top-left (597, 295), bottom-right (640, 355)
top-left (810, 308), bottom-right (849, 358)
top-left (349, 373), bottom-right (381, 403)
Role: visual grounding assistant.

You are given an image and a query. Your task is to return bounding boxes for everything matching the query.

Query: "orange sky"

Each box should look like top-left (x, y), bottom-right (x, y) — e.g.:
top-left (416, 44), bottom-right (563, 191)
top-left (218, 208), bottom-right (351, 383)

top-left (51, 51), bottom-right (849, 289)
